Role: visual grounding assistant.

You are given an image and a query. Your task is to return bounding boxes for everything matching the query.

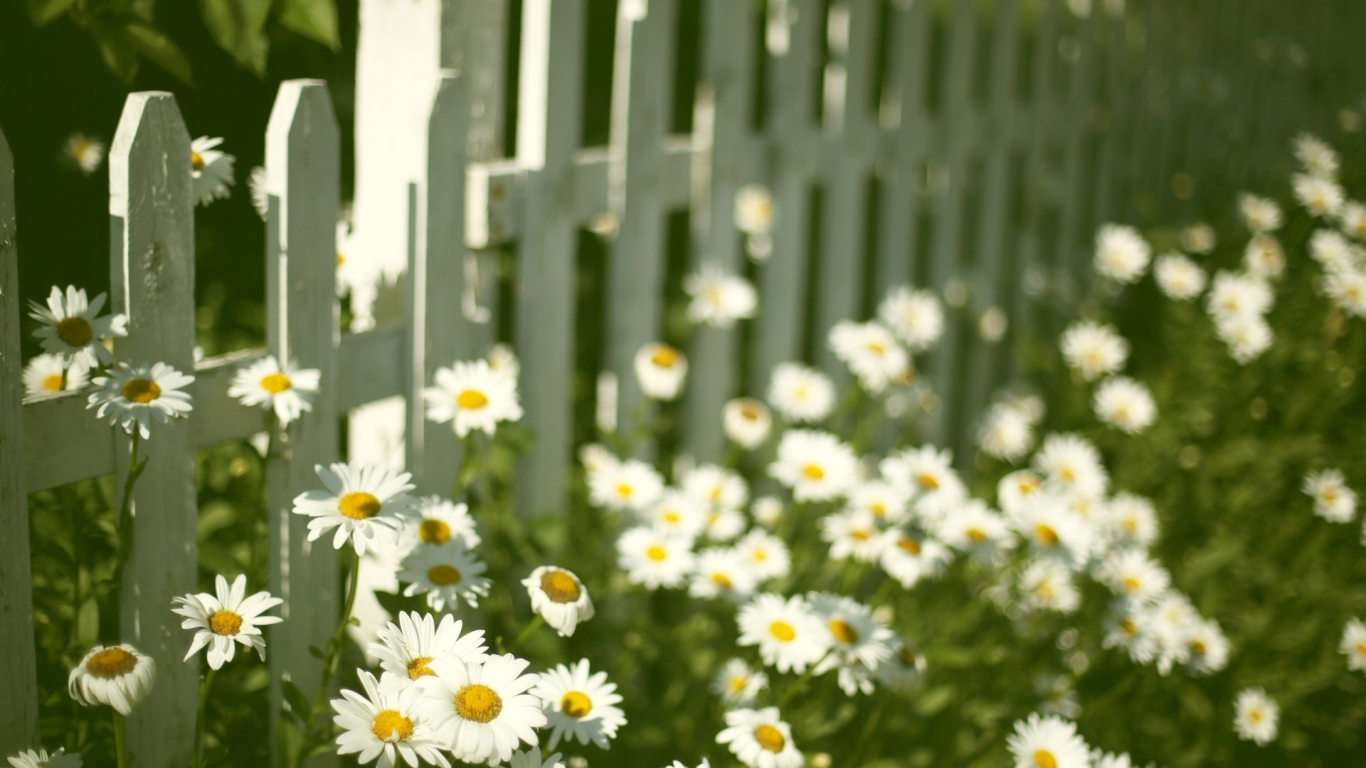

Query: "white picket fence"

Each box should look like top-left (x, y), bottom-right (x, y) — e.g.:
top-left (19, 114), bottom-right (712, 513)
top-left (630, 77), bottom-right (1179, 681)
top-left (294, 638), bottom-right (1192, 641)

top-left (1, 0), bottom-right (1354, 762)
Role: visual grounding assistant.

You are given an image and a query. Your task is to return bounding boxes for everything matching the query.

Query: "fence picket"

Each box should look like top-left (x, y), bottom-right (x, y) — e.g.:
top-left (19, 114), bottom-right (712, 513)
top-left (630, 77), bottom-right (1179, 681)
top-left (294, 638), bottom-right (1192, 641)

top-left (875, 0), bottom-right (931, 295)
top-left (108, 91), bottom-right (199, 768)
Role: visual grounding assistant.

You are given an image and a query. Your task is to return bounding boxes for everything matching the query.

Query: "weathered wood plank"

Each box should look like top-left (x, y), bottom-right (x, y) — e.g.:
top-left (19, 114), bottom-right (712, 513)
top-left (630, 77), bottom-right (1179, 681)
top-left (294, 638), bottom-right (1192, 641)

top-left (875, 0), bottom-right (931, 294)
top-left (108, 91), bottom-right (198, 768)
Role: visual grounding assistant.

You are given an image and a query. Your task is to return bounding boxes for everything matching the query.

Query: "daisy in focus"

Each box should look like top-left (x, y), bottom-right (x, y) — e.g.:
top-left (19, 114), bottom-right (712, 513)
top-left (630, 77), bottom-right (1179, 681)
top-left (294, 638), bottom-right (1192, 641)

top-left (1302, 469), bottom-right (1357, 523)
top-left (685, 263), bottom-right (758, 328)
top-left (228, 355), bottom-right (321, 427)
top-left (724, 398), bottom-right (773, 449)
top-left (333, 669), bottom-right (449, 768)
top-left (1233, 687), bottom-right (1279, 746)
top-left (22, 353), bottom-right (88, 397)
top-left (398, 541), bottom-right (491, 611)
top-left (6, 748), bottom-right (81, 768)
top-left (617, 526), bottom-right (695, 589)
top-left (407, 496), bottom-right (481, 550)
top-left (291, 462), bottom-right (419, 555)
top-left (368, 611), bottom-right (488, 683)
top-left (172, 574), bottom-right (283, 670)
top-left (737, 593), bottom-right (830, 674)
top-left (29, 285), bottom-right (127, 367)
top-left (1092, 376), bottom-right (1157, 434)
top-left (766, 363), bottom-right (836, 423)
top-left (878, 286), bottom-right (944, 352)
top-left (1059, 321), bottom-right (1129, 381)
top-left (1154, 254), bottom-right (1207, 300)
top-left (711, 658), bottom-right (767, 706)
top-left (417, 653), bottom-right (546, 766)
top-left (87, 361), bottom-right (194, 439)
top-left (191, 136), bottom-right (235, 206)
top-left (68, 644), bottom-right (156, 715)
top-left (63, 132), bottom-right (106, 175)
top-left (827, 320), bottom-right (911, 393)
top-left (715, 707), bottom-right (803, 768)
top-left (424, 359), bottom-right (523, 437)
top-left (1005, 713), bottom-right (1091, 768)
top-left (769, 430), bottom-right (859, 502)
top-left (523, 566), bottom-right (595, 637)
top-left (532, 659), bottom-right (626, 750)
top-left (1093, 224), bottom-right (1151, 283)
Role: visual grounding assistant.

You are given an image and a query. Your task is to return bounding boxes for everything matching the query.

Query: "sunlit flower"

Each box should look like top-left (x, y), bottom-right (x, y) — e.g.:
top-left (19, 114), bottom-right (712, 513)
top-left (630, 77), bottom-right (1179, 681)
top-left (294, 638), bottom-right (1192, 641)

top-left (6, 748), bottom-right (81, 768)
top-left (1184, 618), bottom-right (1229, 676)
top-left (1093, 224), bottom-right (1151, 283)
top-left (1102, 598), bottom-right (1159, 665)
top-left (532, 659), bottom-right (626, 750)
top-left (877, 529), bottom-right (951, 589)
top-left (1033, 434), bottom-right (1108, 499)
top-left (417, 654), bottom-right (546, 765)
top-left (172, 574), bottom-right (282, 670)
top-left (735, 529), bottom-right (791, 582)
top-left (848, 480), bottom-right (911, 524)
top-left (617, 526), bottom-right (695, 589)
top-left (1293, 132), bottom-right (1339, 178)
top-left (737, 594), bottom-right (829, 674)
top-left (769, 430), bottom-right (859, 502)
top-left (878, 287), bottom-right (944, 352)
top-left (1018, 558), bottom-right (1081, 613)
top-left (937, 499), bottom-right (1012, 560)
top-left (1339, 618), bottom-right (1366, 673)
top-left (1013, 496), bottom-right (1094, 570)
top-left (978, 404), bottom-right (1035, 462)
top-left (333, 670), bottom-right (449, 768)
top-left (523, 566), bottom-right (595, 637)
top-left (1059, 321), bottom-right (1129, 381)
top-left (879, 444), bottom-right (963, 507)
top-left (686, 263), bottom-right (758, 328)
top-left (424, 359), bottom-right (523, 437)
top-left (1215, 313), bottom-right (1273, 365)
top-left (1293, 172), bottom-right (1344, 218)
top-left (191, 136), bottom-right (235, 206)
top-left (820, 508), bottom-right (883, 563)
top-left (22, 353), bottom-right (88, 397)
top-left (1154, 253), bottom-right (1207, 300)
top-left (1309, 229), bottom-right (1363, 273)
top-left (87, 361), bottom-right (194, 440)
top-left (716, 707), bottom-right (803, 768)
top-left (683, 464), bottom-right (749, 513)
top-left (29, 285), bottom-right (127, 367)
top-left (1099, 550), bottom-right (1170, 604)
top-left (63, 132), bottom-right (105, 174)
top-left (1006, 713), bottom-right (1090, 768)
top-left (1179, 222), bottom-right (1216, 254)
top-left (828, 320), bottom-right (910, 394)
top-left (1302, 468), bottom-right (1357, 523)
top-left (1324, 268), bottom-right (1366, 318)
top-left (1239, 193), bottom-right (1283, 233)
top-left (1206, 270), bottom-right (1273, 322)
top-left (1243, 235), bottom-right (1285, 279)
top-left (752, 496), bottom-right (784, 528)
top-left (1093, 376), bottom-right (1157, 434)
top-left (68, 644), bottom-right (156, 715)
top-left (1104, 493), bottom-right (1159, 549)
top-left (997, 469), bottom-right (1046, 517)
top-left (766, 363), bottom-right (836, 423)
top-left (406, 497), bottom-right (481, 550)
top-left (712, 658), bottom-right (768, 706)
top-left (228, 355), bottom-right (320, 427)
top-left (1233, 687), bottom-right (1279, 746)
top-left (579, 443), bottom-right (619, 475)
top-left (724, 398), bottom-right (773, 449)
top-left (635, 343), bottom-right (688, 400)
top-left (398, 540), bottom-right (491, 612)
top-left (704, 508), bottom-right (747, 542)
top-left (368, 612), bottom-right (488, 683)
top-left (644, 491), bottom-right (710, 541)
top-left (589, 458), bottom-right (665, 511)
top-left (690, 547), bottom-right (759, 599)
top-left (292, 462), bottom-right (418, 555)
top-left (808, 592), bottom-right (894, 695)
top-left (735, 185), bottom-right (776, 235)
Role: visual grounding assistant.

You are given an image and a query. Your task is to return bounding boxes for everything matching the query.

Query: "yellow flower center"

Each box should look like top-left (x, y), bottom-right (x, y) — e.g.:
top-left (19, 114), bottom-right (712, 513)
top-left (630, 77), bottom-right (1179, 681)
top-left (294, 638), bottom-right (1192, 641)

top-left (967, 528), bottom-right (987, 543)
top-left (728, 675), bottom-right (748, 693)
top-left (1121, 517), bottom-right (1137, 534)
top-left (650, 346), bottom-right (679, 368)
top-left (646, 545), bottom-right (668, 562)
top-left (899, 646), bottom-right (918, 666)
top-left (1355, 642), bottom-right (1366, 657)
top-left (427, 565), bottom-right (462, 585)
top-left (337, 252), bottom-right (346, 267)
top-left (768, 621), bottom-right (796, 642)
top-left (371, 709), bottom-right (414, 741)
top-left (1120, 619), bottom-right (1137, 635)
top-left (455, 684), bottom-right (502, 723)
top-left (1034, 524), bottom-right (1060, 547)
top-left (896, 536), bottom-right (922, 555)
top-left (42, 374), bottom-right (63, 391)
top-left (616, 483), bottom-right (634, 498)
top-left (339, 491), bottom-right (381, 520)
top-left (917, 472), bottom-right (939, 490)
top-left (1249, 709), bottom-right (1263, 723)
top-left (406, 656), bottom-right (436, 680)
top-left (828, 619), bottom-right (859, 644)
top-left (710, 572), bottom-right (733, 589)
top-left (1033, 750), bottom-right (1057, 768)
top-left (662, 511), bottom-right (682, 524)
top-left (560, 691), bottom-right (593, 718)
top-left (754, 724), bottom-right (786, 753)
top-left (870, 502), bottom-right (886, 517)
top-left (752, 547), bottom-right (768, 562)
top-left (57, 316), bottom-right (93, 347)
top-left (418, 519), bottom-right (451, 544)
top-left (457, 389), bottom-right (489, 410)
top-left (738, 401), bottom-right (763, 420)
top-left (210, 610), bottom-right (243, 636)
top-left (866, 341), bottom-right (886, 355)
top-left (191, 150), bottom-right (205, 171)
top-left (260, 373), bottom-right (292, 394)
top-left (540, 570), bottom-right (582, 603)
top-left (1323, 488), bottom-right (1339, 503)
top-left (802, 464), bottom-right (825, 480)
top-left (86, 647), bottom-right (137, 679)
top-left (1121, 576), bottom-right (1140, 593)
top-left (1190, 640), bottom-right (1207, 656)
top-left (121, 378), bottom-right (162, 404)
top-left (850, 529), bottom-right (871, 542)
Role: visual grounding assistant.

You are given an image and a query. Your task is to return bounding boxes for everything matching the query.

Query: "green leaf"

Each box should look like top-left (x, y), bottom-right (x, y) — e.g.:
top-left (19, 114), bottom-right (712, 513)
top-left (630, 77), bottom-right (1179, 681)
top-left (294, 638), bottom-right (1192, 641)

top-left (307, 644), bottom-right (325, 660)
top-left (197, 0), bottom-right (271, 75)
top-left (280, 677), bottom-right (312, 724)
top-left (75, 597), bottom-right (99, 648)
top-left (26, 0), bottom-right (78, 26)
top-left (123, 21), bottom-right (195, 84)
top-left (277, 0), bottom-right (339, 51)
top-left (88, 17), bottom-right (141, 85)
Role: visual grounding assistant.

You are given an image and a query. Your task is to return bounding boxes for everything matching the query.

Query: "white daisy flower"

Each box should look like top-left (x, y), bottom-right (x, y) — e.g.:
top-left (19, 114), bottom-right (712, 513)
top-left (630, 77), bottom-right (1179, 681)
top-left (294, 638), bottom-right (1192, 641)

top-left (1102, 599), bottom-right (1159, 665)
top-left (1339, 618), bottom-right (1366, 673)
top-left (717, 707), bottom-right (802, 768)
top-left (820, 508), bottom-right (883, 563)
top-left (86, 361), bottom-right (194, 440)
top-left (1059, 321), bottom-right (1129, 381)
top-left (937, 499), bottom-right (1012, 559)
top-left (227, 355), bottom-right (320, 427)
top-left (690, 547), bottom-right (759, 599)
top-left (877, 529), bottom-right (951, 588)
top-left (1339, 201), bottom-right (1366, 240)
top-left (735, 185), bottom-right (776, 235)
top-left (22, 353), bottom-right (88, 397)
top-left (1239, 193), bottom-right (1283, 233)
top-left (1179, 222), bottom-right (1217, 254)
top-left (1099, 550), bottom-right (1170, 604)
top-left (1090, 751), bottom-right (1136, 768)
top-left (617, 526), bottom-right (695, 589)
top-left (532, 659), bottom-right (626, 750)
top-left (879, 444), bottom-right (963, 506)
top-left (1184, 618), bottom-right (1229, 676)
top-left (1014, 497), bottom-right (1094, 570)
top-left (333, 670), bottom-right (449, 768)
top-left (712, 659), bottom-right (767, 706)
top-left (1104, 493), bottom-right (1159, 549)
top-left (1093, 376), bottom-right (1157, 434)
top-left (423, 359), bottom-right (524, 438)
top-left (588, 458), bottom-right (665, 511)
top-left (642, 491), bottom-right (709, 541)
top-left (68, 644), bottom-right (156, 715)
top-left (1310, 229), bottom-right (1363, 273)
top-left (368, 611), bottom-right (489, 683)
top-left (1293, 172), bottom-right (1344, 218)
top-left (579, 443), bottom-right (620, 475)
top-left (848, 480), bottom-right (912, 524)
top-left (248, 165), bottom-right (268, 219)
top-left (752, 496), bottom-right (784, 528)
top-left (1206, 270), bottom-right (1273, 322)
top-left (735, 529), bottom-right (791, 582)
top-left (1242, 235), bottom-right (1285, 279)
top-left (634, 342), bottom-right (688, 400)
top-left (766, 363), bottom-right (836, 423)
top-left (874, 638), bottom-right (927, 692)
top-left (878, 286), bottom-right (944, 352)
top-left (1154, 253), bottom-right (1208, 300)
top-left (417, 654), bottom-right (546, 765)
top-left (1233, 687), bottom-right (1279, 746)
top-left (828, 320), bottom-right (911, 394)
top-left (63, 132), bottom-right (105, 175)
top-left (1018, 559), bottom-right (1081, 613)
top-left (977, 306), bottom-right (1009, 342)
top-left (172, 574), bottom-right (282, 670)
top-left (1006, 713), bottom-right (1090, 768)
top-left (488, 343), bottom-right (520, 378)
top-left (1033, 434), bottom-right (1108, 500)
top-left (997, 469), bottom-right (1046, 517)
top-left (1148, 593), bottom-right (1200, 675)
top-left (686, 263), bottom-right (758, 328)
top-left (737, 593), bottom-right (830, 674)
top-left (522, 566), bottom-right (595, 637)
top-left (769, 430), bottom-right (859, 502)
top-left (682, 464), bottom-right (749, 513)
top-left (407, 496), bottom-right (481, 550)
top-left (6, 748), bottom-right (81, 768)
top-left (1093, 223), bottom-right (1151, 283)
top-left (191, 136), bottom-right (235, 206)
top-left (977, 404), bottom-right (1035, 462)
top-left (704, 508), bottom-right (747, 542)
top-left (292, 463), bottom-right (418, 555)
top-left (509, 748), bottom-right (564, 768)
top-left (28, 285), bottom-right (127, 367)
top-left (808, 592), bottom-right (894, 696)
top-left (1214, 313), bottom-right (1273, 365)
top-left (1302, 469), bottom-right (1357, 523)
top-left (1293, 132), bottom-right (1339, 178)
top-left (724, 398), bottom-right (773, 449)
top-left (1324, 268), bottom-right (1366, 318)
top-left (398, 541), bottom-right (491, 611)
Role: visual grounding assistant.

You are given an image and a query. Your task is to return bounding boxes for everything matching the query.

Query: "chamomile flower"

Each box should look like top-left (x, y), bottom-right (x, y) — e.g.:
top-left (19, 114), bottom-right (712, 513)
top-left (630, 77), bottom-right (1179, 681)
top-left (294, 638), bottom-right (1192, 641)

top-left (1340, 201), bottom-right (1366, 240)
top-left (848, 480), bottom-right (911, 524)
top-left (809, 592), bottom-right (894, 695)
top-left (1059, 321), bottom-right (1129, 381)
top-left (248, 165), bottom-right (268, 219)
top-left (6, 748), bottom-right (81, 768)
top-left (1215, 313), bottom-right (1273, 365)
top-left (68, 644), bottom-right (155, 715)
top-left (828, 320), bottom-right (911, 394)
top-left (686, 264), bottom-right (758, 328)
top-left (408, 497), bottom-right (481, 550)
top-left (87, 361), bottom-right (194, 440)
top-left (1339, 618), bottom-right (1366, 673)
top-left (938, 499), bottom-right (1011, 558)
top-left (878, 287), bottom-right (944, 352)
top-left (1302, 469), bottom-right (1357, 523)
top-left (766, 363), bottom-right (836, 422)
top-left (977, 404), bottom-right (1035, 461)
top-left (1102, 599), bottom-right (1159, 665)
top-left (1293, 172), bottom-right (1344, 217)
top-left (292, 463), bottom-right (419, 555)
top-left (1233, 687), bottom-right (1279, 746)
top-left (997, 469), bottom-right (1046, 516)
top-left (1093, 377), bottom-right (1157, 434)
top-left (172, 574), bottom-right (282, 670)
top-left (877, 530), bottom-right (951, 588)
top-left (683, 464), bottom-right (749, 513)
top-left (820, 509), bottom-right (883, 563)
top-left (1184, 618), bottom-right (1230, 676)
top-left (523, 566), bottom-right (595, 637)
top-left (690, 547), bottom-right (759, 599)
top-left (1179, 222), bottom-right (1217, 254)
top-left (716, 708), bottom-right (803, 768)
top-left (1154, 253), bottom-right (1208, 299)
top-left (752, 496), bottom-right (784, 528)
top-left (22, 353), bottom-right (88, 396)
top-left (737, 594), bottom-right (830, 674)
top-left (1099, 550), bottom-right (1170, 604)
top-left (704, 508), bottom-right (747, 542)
top-left (1206, 270), bottom-right (1273, 321)
top-left (398, 541), bottom-right (491, 611)
top-left (417, 654), bottom-right (546, 765)
top-left (1310, 229), bottom-right (1363, 272)
top-left (580, 443), bottom-right (620, 475)
top-left (333, 670), bottom-right (449, 768)
top-left (369, 612), bottom-right (489, 683)
top-left (1104, 493), bottom-right (1159, 548)
top-left (735, 185), bottom-right (776, 235)
top-left (424, 359), bottom-right (523, 437)
top-left (589, 458), bottom-right (664, 511)
top-left (1090, 752), bottom-right (1136, 768)
top-left (190, 136), bottom-right (235, 206)
top-left (635, 343), bottom-right (688, 400)
top-left (1093, 224), bottom-right (1151, 283)
top-left (29, 285), bottom-right (127, 366)
top-left (712, 658), bottom-right (768, 706)
top-left (644, 491), bottom-right (710, 541)
top-left (1007, 713), bottom-right (1090, 768)
top-left (1148, 593), bottom-right (1201, 675)
top-left (1033, 434), bottom-right (1108, 499)
top-left (1243, 235), bottom-right (1286, 279)
top-left (617, 527), bottom-right (695, 589)
top-left (880, 444), bottom-right (962, 504)
top-left (1293, 132), bottom-right (1339, 178)
top-left (1239, 193), bottom-right (1283, 233)
top-left (875, 638), bottom-right (927, 691)
top-left (62, 132), bottom-right (105, 174)
top-left (724, 398), bottom-right (773, 449)
top-left (531, 660), bottom-right (627, 752)
top-left (1324, 268), bottom-right (1366, 318)
top-left (769, 430), bottom-right (859, 502)
top-left (735, 529), bottom-right (791, 582)
top-left (1014, 498), bottom-right (1094, 569)
top-left (1018, 559), bottom-right (1080, 613)
top-left (228, 355), bottom-right (321, 427)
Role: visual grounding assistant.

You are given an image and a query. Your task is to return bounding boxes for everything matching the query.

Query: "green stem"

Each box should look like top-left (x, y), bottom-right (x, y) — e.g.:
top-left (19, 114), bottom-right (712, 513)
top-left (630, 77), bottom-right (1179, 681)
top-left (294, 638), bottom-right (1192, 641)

top-left (112, 711), bottom-right (127, 768)
top-left (193, 667), bottom-right (217, 768)
top-left (60, 363), bottom-right (69, 391)
top-left (509, 614), bottom-right (545, 652)
top-left (775, 653), bottom-right (827, 711)
top-left (300, 548), bottom-right (362, 762)
top-left (109, 431), bottom-right (145, 640)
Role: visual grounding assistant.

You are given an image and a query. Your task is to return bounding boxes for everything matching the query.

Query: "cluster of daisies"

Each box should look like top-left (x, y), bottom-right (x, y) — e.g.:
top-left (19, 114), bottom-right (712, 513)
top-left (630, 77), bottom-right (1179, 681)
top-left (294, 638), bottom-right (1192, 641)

top-left (60, 130), bottom-right (235, 208)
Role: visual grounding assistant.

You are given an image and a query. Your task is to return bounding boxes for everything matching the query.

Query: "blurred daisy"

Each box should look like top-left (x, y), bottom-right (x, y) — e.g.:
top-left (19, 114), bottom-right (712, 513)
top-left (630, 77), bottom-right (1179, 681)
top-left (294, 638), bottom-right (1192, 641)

top-left (828, 320), bottom-right (911, 393)
top-left (735, 184), bottom-right (776, 236)
top-left (1179, 222), bottom-right (1216, 254)
top-left (998, 469), bottom-right (1046, 517)
top-left (1019, 559), bottom-right (1081, 613)
top-left (408, 497), bottom-right (480, 550)
top-left (686, 264), bottom-right (758, 328)
top-left (978, 405), bottom-right (1035, 462)
top-left (292, 463), bottom-right (418, 555)
top-left (978, 307), bottom-right (1009, 342)
top-left (1093, 376), bottom-right (1157, 434)
top-left (1215, 314), bottom-right (1273, 365)
top-left (809, 592), bottom-right (894, 695)
top-left (880, 444), bottom-right (962, 504)
top-left (63, 132), bottom-right (105, 174)
top-left (1324, 268), bottom-right (1366, 318)
top-left (682, 464), bottom-right (749, 513)
top-left (1339, 201), bottom-right (1366, 240)
top-left (191, 136), bottom-right (235, 206)
top-left (87, 361), bottom-right (194, 440)
top-left (1090, 752), bottom-right (1136, 768)
top-left (1206, 270), bottom-right (1272, 322)
top-left (617, 526), bottom-right (695, 589)
top-left (333, 669), bottom-right (449, 768)
top-left (735, 529), bottom-right (791, 582)
top-left (635, 343), bottom-right (688, 400)
top-left (724, 398), bottom-right (773, 449)
top-left (6, 748), bottom-right (81, 768)
top-left (1239, 193), bottom-right (1283, 233)
top-left (589, 458), bottom-right (664, 511)
top-left (1105, 493), bottom-right (1159, 549)
top-left (1033, 434), bottom-right (1108, 499)
top-left (848, 480), bottom-right (911, 524)
top-left (1243, 235), bottom-right (1285, 279)
top-left (878, 287), bottom-right (944, 352)
top-left (766, 363), bottom-right (836, 423)
top-left (22, 353), bottom-right (88, 397)
top-left (1233, 687), bottom-right (1279, 746)
top-left (368, 612), bottom-right (488, 683)
top-left (1006, 713), bottom-right (1090, 768)
top-left (68, 644), bottom-right (156, 715)
top-left (172, 574), bottom-right (282, 670)
top-left (644, 491), bottom-right (709, 541)
top-left (523, 566), bottom-right (595, 637)
top-left (1059, 321), bottom-right (1129, 381)
top-left (1148, 593), bottom-right (1200, 674)
top-left (1015, 498), bottom-right (1093, 569)
top-left (1340, 618), bottom-right (1366, 673)
top-left (29, 285), bottom-right (127, 367)
top-left (424, 359), bottom-right (523, 437)
top-left (1184, 618), bottom-right (1230, 676)
top-left (579, 443), bottom-right (620, 475)
top-left (875, 638), bottom-right (927, 691)
top-left (1293, 132), bottom-right (1339, 178)
top-left (1099, 550), bottom-right (1170, 604)
top-left (938, 499), bottom-right (1011, 559)
top-left (1102, 599), bottom-right (1159, 665)
top-left (247, 165), bottom-right (268, 219)
top-left (398, 541), bottom-right (491, 611)
top-left (769, 430), bottom-right (859, 502)
top-left (716, 708), bottom-right (803, 768)
top-left (1093, 224), bottom-right (1151, 283)
top-left (704, 508), bottom-right (747, 542)
top-left (820, 509), bottom-right (882, 563)
top-left (1293, 172), bottom-right (1344, 218)
top-left (1154, 253), bottom-right (1207, 300)
top-left (533, 659), bottom-right (626, 750)
top-left (752, 496), bottom-right (783, 528)
top-left (228, 355), bottom-right (320, 427)
top-left (690, 547), bottom-right (759, 599)
top-left (712, 658), bottom-right (767, 706)
top-left (737, 593), bottom-right (829, 674)
top-left (417, 654), bottom-right (546, 765)
top-left (1302, 469), bottom-right (1357, 523)
top-left (488, 343), bottom-right (520, 378)
top-left (1309, 229), bottom-right (1362, 273)
top-left (510, 748), bottom-right (564, 768)
top-left (878, 530), bottom-right (951, 588)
